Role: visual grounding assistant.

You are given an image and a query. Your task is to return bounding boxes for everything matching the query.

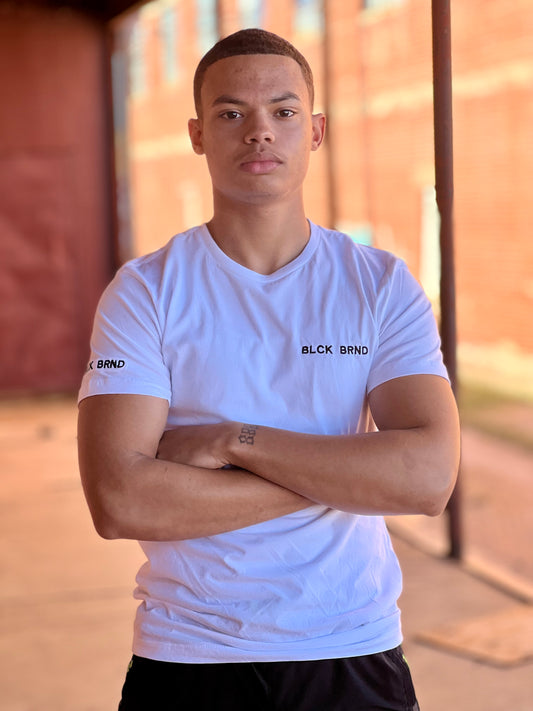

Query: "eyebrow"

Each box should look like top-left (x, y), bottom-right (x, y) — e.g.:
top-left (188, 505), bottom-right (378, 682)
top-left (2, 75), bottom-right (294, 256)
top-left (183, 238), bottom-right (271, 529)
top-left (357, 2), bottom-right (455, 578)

top-left (211, 91), bottom-right (303, 108)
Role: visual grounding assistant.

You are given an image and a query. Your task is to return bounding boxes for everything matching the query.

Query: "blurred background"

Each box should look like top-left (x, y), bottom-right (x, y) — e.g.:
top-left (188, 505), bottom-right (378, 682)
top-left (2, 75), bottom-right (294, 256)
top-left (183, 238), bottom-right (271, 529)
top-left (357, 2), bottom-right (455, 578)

top-left (2, 0), bottom-right (533, 398)
top-left (1, 0), bottom-right (532, 709)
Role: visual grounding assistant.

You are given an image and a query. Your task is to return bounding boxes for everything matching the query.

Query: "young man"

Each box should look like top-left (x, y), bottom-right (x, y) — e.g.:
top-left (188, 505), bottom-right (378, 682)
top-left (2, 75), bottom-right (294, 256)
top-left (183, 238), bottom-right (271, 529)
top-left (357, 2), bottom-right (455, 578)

top-left (78, 28), bottom-right (460, 710)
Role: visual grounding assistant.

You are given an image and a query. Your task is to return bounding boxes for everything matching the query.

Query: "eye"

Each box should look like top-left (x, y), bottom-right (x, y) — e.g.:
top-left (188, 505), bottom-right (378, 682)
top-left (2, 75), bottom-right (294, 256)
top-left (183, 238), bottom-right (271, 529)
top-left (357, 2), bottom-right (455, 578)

top-left (220, 110), bottom-right (243, 120)
top-left (277, 109), bottom-right (296, 118)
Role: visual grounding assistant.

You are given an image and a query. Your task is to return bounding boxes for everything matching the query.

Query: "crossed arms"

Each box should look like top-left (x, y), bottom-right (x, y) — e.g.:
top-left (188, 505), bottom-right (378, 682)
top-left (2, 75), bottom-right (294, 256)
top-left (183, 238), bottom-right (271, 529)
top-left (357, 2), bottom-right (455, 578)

top-left (77, 374), bottom-right (460, 541)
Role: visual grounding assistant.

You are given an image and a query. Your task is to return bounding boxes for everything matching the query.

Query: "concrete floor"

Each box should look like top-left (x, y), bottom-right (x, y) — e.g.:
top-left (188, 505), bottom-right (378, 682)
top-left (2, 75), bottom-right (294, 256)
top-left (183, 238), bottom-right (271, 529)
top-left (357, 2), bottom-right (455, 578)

top-left (1, 395), bottom-right (532, 710)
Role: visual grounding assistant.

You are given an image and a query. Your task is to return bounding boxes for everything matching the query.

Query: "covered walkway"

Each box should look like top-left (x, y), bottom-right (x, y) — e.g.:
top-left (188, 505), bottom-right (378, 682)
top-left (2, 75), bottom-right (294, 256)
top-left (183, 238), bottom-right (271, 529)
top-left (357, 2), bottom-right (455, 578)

top-left (1, 396), bottom-right (532, 710)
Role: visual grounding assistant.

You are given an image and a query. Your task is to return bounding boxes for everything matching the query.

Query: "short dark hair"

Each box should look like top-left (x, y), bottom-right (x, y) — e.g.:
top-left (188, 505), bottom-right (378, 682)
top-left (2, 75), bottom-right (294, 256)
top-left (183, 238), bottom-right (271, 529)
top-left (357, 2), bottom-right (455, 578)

top-left (193, 28), bottom-right (315, 116)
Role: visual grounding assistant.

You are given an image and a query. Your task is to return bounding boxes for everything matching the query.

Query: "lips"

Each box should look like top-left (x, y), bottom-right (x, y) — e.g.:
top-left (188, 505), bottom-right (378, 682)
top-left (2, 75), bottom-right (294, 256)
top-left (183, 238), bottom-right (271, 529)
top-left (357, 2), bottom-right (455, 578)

top-left (239, 152), bottom-right (282, 175)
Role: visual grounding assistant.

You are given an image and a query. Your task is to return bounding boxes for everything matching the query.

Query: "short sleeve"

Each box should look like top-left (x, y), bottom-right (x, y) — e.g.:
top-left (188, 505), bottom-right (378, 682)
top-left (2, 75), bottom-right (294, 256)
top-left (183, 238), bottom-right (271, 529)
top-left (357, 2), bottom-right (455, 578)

top-left (78, 265), bottom-right (171, 404)
top-left (367, 259), bottom-right (449, 393)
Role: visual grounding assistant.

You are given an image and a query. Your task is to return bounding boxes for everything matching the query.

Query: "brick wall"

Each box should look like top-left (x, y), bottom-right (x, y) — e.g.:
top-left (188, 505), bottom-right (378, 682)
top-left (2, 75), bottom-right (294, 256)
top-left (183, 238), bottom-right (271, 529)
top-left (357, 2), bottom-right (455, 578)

top-left (121, 0), bottom-right (533, 391)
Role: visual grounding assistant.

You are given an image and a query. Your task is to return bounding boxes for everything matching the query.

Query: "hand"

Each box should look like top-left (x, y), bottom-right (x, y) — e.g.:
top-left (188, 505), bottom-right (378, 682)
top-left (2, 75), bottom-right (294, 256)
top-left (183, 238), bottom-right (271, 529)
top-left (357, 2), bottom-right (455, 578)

top-left (157, 422), bottom-right (236, 469)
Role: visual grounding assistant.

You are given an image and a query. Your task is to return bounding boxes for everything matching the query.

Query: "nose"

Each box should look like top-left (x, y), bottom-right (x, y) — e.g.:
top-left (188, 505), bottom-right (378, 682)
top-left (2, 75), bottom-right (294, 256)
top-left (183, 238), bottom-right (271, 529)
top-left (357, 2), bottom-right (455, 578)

top-left (243, 112), bottom-right (275, 144)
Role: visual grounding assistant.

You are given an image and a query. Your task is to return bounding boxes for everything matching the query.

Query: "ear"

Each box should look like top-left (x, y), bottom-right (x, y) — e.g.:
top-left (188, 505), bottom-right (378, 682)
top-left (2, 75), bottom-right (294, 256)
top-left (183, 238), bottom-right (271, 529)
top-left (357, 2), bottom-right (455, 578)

top-left (188, 118), bottom-right (205, 155)
top-left (311, 113), bottom-right (326, 151)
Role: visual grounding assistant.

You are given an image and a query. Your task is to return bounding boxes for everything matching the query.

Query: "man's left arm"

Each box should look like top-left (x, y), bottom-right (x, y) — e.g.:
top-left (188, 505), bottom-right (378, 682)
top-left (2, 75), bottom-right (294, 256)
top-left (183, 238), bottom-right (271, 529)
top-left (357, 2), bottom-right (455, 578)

top-left (157, 373), bottom-right (460, 517)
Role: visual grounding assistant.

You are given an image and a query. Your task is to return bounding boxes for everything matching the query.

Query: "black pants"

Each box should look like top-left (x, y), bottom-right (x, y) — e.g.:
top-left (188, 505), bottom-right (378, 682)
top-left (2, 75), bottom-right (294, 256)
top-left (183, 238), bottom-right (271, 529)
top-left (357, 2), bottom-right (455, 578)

top-left (118, 646), bottom-right (420, 711)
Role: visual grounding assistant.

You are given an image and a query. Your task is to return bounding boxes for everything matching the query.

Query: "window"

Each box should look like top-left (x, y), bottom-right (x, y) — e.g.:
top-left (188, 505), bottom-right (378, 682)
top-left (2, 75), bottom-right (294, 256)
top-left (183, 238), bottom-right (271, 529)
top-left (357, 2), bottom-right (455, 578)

top-left (197, 0), bottom-right (219, 54)
top-left (129, 21), bottom-right (147, 96)
top-left (294, 0), bottom-right (323, 35)
top-left (419, 186), bottom-right (441, 303)
top-left (362, 0), bottom-right (405, 9)
top-left (237, 0), bottom-right (264, 28)
top-left (160, 6), bottom-right (178, 84)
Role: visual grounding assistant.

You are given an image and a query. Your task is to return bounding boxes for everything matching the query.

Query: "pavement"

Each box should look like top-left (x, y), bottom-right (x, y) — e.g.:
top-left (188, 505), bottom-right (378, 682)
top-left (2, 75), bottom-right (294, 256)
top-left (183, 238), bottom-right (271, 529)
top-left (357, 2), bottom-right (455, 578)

top-left (1, 395), bottom-right (533, 710)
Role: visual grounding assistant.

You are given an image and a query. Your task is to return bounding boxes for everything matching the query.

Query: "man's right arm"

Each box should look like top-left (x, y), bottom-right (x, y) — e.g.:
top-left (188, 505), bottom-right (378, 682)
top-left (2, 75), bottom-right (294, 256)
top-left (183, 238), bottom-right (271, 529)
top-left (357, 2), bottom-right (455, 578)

top-left (77, 393), bottom-right (310, 541)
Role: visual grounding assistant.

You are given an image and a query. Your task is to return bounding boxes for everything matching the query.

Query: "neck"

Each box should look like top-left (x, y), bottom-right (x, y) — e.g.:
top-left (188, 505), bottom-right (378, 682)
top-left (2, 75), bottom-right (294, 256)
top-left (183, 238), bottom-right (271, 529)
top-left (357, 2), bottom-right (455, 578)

top-left (206, 197), bottom-right (310, 275)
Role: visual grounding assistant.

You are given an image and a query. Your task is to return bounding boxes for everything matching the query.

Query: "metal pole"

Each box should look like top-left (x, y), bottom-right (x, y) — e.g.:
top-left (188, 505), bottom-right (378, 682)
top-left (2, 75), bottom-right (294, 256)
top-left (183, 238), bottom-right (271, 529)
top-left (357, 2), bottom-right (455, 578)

top-left (431, 0), bottom-right (462, 559)
top-left (322, 0), bottom-right (338, 229)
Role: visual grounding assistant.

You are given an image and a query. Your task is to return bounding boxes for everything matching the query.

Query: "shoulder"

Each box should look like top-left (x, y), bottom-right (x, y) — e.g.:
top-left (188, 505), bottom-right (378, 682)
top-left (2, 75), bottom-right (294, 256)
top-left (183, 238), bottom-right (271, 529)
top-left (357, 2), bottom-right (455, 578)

top-left (312, 223), bottom-right (406, 285)
top-left (105, 225), bottom-right (206, 302)
top-left (121, 225), bottom-right (204, 281)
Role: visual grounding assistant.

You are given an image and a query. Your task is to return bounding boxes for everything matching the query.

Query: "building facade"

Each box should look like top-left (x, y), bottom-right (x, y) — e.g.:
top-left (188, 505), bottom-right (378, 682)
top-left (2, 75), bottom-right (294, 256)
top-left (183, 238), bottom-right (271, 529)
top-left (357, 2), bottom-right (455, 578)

top-left (117, 0), bottom-right (533, 397)
top-left (3, 0), bottom-right (529, 395)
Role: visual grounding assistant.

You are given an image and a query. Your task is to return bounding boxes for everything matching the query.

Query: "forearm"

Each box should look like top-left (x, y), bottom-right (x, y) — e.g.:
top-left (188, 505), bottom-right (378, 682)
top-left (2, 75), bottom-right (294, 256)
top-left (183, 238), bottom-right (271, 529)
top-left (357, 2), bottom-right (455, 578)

top-left (78, 394), bottom-right (312, 542)
top-left (151, 382), bottom-right (459, 519)
top-left (83, 454), bottom-right (310, 542)
top-left (227, 424), bottom-right (455, 516)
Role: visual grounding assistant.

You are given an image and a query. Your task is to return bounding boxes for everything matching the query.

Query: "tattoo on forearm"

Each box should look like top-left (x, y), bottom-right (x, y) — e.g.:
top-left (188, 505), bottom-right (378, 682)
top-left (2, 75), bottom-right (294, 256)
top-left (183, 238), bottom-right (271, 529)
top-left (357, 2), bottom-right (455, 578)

top-left (239, 424), bottom-right (258, 445)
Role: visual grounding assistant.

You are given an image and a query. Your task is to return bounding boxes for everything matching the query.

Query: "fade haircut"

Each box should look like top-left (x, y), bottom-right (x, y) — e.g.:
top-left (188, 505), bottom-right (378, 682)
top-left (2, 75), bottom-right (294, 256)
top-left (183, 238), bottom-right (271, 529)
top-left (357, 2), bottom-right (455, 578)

top-left (193, 28), bottom-right (315, 117)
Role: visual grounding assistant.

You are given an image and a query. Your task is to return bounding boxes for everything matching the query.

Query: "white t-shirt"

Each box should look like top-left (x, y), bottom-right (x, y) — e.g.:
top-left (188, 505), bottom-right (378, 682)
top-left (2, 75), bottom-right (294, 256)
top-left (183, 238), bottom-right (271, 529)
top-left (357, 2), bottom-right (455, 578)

top-left (79, 222), bottom-right (448, 663)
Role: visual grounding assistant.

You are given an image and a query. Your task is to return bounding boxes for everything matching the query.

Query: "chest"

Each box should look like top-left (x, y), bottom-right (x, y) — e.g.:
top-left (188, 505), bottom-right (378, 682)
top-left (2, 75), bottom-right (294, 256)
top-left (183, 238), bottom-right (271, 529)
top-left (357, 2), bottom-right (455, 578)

top-left (161, 273), bottom-right (378, 433)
